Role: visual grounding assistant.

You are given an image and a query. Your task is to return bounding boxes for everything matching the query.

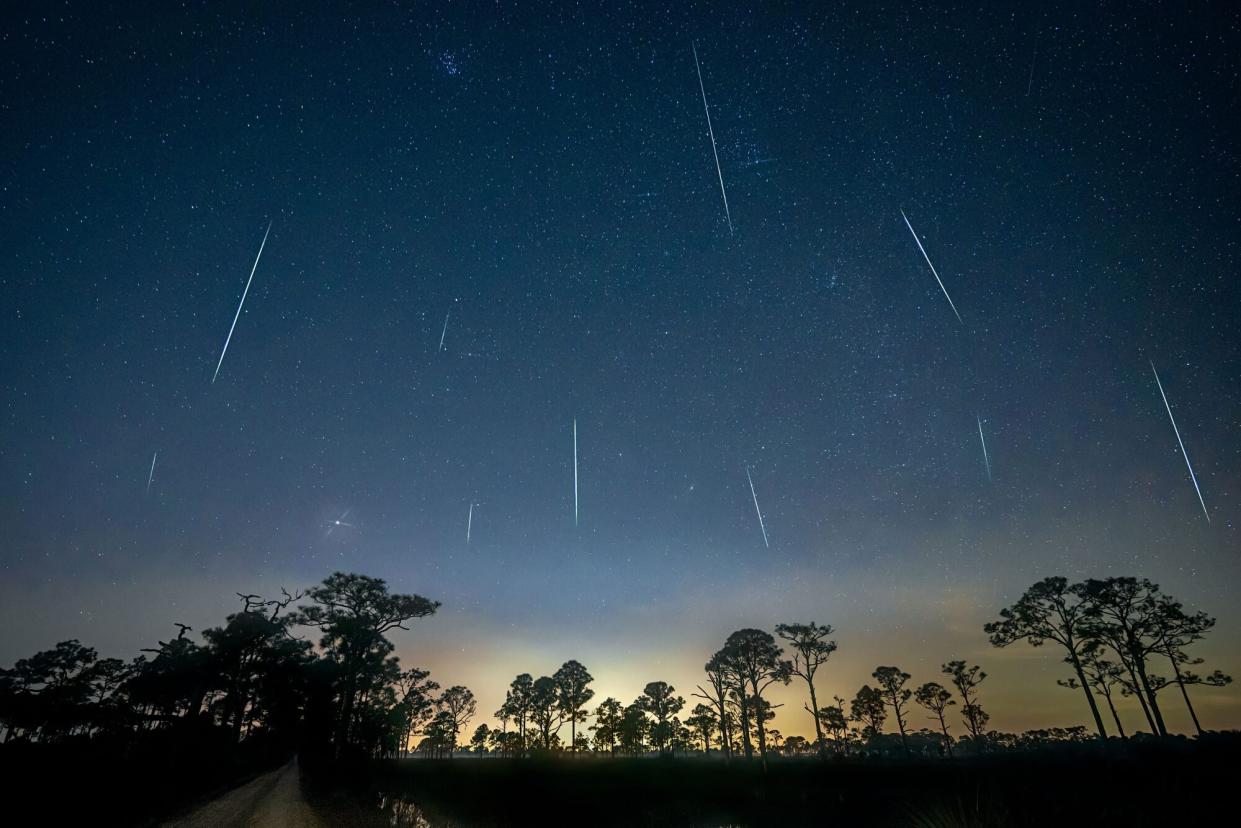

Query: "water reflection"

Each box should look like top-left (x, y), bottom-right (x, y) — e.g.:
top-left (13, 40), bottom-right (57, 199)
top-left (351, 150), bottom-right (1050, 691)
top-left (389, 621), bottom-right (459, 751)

top-left (379, 793), bottom-right (461, 827)
top-left (377, 792), bottom-right (746, 828)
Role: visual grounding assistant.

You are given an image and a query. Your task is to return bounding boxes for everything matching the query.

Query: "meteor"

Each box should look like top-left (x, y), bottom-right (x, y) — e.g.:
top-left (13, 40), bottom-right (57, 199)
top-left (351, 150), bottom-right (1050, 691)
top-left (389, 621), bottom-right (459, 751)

top-left (146, 451), bottom-right (158, 493)
top-left (573, 418), bottom-right (579, 526)
top-left (1150, 361), bottom-right (1210, 522)
top-left (745, 466), bottom-right (770, 548)
top-left (439, 310), bottom-right (450, 352)
top-left (977, 416), bottom-right (992, 481)
top-left (900, 209), bottom-right (962, 325)
top-left (692, 42), bottom-right (733, 234)
top-left (466, 503), bottom-right (474, 544)
top-left (212, 221), bottom-right (272, 383)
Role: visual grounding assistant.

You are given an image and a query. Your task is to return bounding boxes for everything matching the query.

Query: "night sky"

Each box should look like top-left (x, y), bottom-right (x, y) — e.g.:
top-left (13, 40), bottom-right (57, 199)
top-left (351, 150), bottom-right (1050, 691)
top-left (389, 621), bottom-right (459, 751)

top-left (2, 1), bottom-right (1239, 737)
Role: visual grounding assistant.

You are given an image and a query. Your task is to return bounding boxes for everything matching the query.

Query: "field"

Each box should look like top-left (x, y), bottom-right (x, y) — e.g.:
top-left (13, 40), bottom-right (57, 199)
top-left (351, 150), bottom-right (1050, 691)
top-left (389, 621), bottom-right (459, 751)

top-left (305, 737), bottom-right (1240, 828)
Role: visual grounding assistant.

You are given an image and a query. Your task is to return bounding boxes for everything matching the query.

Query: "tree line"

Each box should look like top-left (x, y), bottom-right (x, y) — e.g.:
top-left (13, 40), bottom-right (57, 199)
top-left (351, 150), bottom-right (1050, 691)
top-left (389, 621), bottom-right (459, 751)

top-left (0, 573), bottom-right (1231, 763)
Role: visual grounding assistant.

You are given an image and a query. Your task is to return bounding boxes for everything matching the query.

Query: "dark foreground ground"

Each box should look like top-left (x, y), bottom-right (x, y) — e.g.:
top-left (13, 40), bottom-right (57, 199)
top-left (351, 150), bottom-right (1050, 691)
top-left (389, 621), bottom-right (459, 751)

top-left (4, 736), bottom-right (1239, 826)
top-left (307, 736), bottom-right (1240, 828)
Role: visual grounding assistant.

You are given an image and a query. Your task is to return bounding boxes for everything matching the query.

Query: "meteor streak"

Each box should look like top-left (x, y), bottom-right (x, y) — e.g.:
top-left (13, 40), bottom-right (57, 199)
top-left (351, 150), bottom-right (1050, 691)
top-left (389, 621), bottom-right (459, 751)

top-left (146, 451), bottom-right (158, 493)
top-left (745, 466), bottom-right (769, 548)
top-left (977, 416), bottom-right (992, 481)
top-left (1150, 361), bottom-right (1210, 522)
top-left (212, 221), bottom-right (272, 383)
top-left (439, 310), bottom-right (450, 352)
top-left (692, 42), bottom-right (733, 235)
top-left (466, 503), bottom-right (473, 543)
top-left (900, 209), bottom-right (963, 324)
top-left (573, 418), bottom-right (579, 526)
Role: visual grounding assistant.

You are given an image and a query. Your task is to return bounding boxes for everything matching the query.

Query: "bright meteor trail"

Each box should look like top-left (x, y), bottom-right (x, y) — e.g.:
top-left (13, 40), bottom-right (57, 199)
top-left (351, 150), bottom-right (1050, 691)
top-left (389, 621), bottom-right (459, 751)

top-left (466, 503), bottom-right (473, 543)
top-left (439, 310), bottom-right (450, 352)
top-left (900, 209), bottom-right (962, 324)
top-left (1150, 361), bottom-right (1210, 522)
top-left (573, 418), bottom-right (579, 526)
top-left (692, 42), bottom-right (733, 235)
top-left (977, 416), bottom-right (992, 481)
top-left (745, 466), bottom-right (769, 548)
top-left (146, 451), bottom-right (157, 493)
top-left (212, 222), bottom-right (271, 383)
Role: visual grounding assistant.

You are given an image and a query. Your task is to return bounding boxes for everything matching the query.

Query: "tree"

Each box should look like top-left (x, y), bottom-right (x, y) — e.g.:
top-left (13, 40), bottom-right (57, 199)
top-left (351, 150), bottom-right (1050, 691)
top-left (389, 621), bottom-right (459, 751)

top-left (872, 667), bottom-right (913, 754)
top-left (942, 661), bottom-right (988, 742)
top-left (783, 734), bottom-right (809, 756)
top-left (289, 572), bottom-right (439, 755)
top-left (1150, 595), bottom-right (1232, 736)
top-left (636, 681), bottom-right (685, 755)
top-left (719, 629), bottom-right (791, 766)
top-left (1079, 577), bottom-right (1170, 736)
top-left (774, 622), bottom-right (837, 752)
top-left (617, 702), bottom-right (648, 754)
top-left (851, 685), bottom-right (886, 739)
top-left (1058, 646), bottom-right (1126, 739)
top-left (437, 686), bottom-right (476, 756)
top-left (685, 703), bottom-right (718, 754)
top-left (527, 676), bottom-right (563, 750)
top-left (469, 723), bottom-right (491, 754)
top-left (553, 660), bottom-right (594, 754)
top-left (693, 652), bottom-right (735, 760)
top-left (590, 697), bottom-right (624, 755)
top-left (501, 674), bottom-right (534, 755)
top-left (985, 577), bottom-right (1108, 738)
top-left (422, 710), bottom-right (456, 758)
top-left (2, 640), bottom-right (101, 741)
top-left (201, 590), bottom-right (310, 745)
top-left (914, 681), bottom-right (955, 756)
top-left (817, 699), bottom-right (850, 752)
top-left (395, 667), bottom-right (439, 756)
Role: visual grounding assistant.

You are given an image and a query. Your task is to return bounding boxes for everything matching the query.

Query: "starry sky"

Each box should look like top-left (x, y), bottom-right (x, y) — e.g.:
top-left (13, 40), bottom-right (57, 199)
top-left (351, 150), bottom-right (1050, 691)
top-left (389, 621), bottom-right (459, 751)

top-left (2, 1), bottom-right (1239, 737)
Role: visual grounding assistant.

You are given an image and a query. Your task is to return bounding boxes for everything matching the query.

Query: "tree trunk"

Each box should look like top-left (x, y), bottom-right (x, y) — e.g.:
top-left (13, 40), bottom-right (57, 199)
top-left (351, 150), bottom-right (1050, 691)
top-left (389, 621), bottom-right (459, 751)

top-left (1169, 658), bottom-right (1203, 736)
top-left (738, 696), bottom-right (753, 760)
top-left (1132, 653), bottom-right (1168, 736)
top-left (1068, 651), bottom-right (1108, 738)
top-left (937, 712), bottom-right (954, 757)
top-left (807, 681), bottom-right (823, 751)
top-left (1101, 690), bottom-right (1126, 739)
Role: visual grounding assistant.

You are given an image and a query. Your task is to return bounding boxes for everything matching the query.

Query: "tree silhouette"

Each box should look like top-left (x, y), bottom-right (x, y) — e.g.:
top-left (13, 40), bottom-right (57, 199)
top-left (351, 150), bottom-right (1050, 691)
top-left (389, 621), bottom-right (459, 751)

top-left (527, 675), bottom-right (564, 750)
top-left (590, 697), bottom-right (624, 754)
top-left (1149, 594), bottom-right (1232, 735)
top-left (775, 622), bottom-right (837, 753)
top-left (1058, 645), bottom-right (1127, 739)
top-left (851, 685), bottom-right (886, 741)
top-left (501, 674), bottom-right (534, 755)
top-left (942, 661), bottom-right (988, 743)
top-left (693, 652), bottom-right (735, 760)
top-left (872, 667), bottom-right (913, 754)
top-left (913, 681), bottom-right (955, 756)
top-left (985, 576), bottom-right (1108, 738)
top-left (636, 681), bottom-right (685, 755)
top-left (201, 590), bottom-right (310, 744)
top-left (288, 572), bottom-right (439, 755)
top-left (553, 660), bottom-right (594, 754)
top-left (717, 629), bottom-right (791, 767)
top-left (618, 702), bottom-right (648, 754)
top-left (469, 723), bottom-right (491, 754)
top-left (686, 703), bottom-right (718, 754)
top-left (437, 686), bottom-right (476, 756)
top-left (1079, 577), bottom-right (1170, 736)
top-left (816, 699), bottom-right (850, 754)
top-left (395, 667), bottom-right (439, 756)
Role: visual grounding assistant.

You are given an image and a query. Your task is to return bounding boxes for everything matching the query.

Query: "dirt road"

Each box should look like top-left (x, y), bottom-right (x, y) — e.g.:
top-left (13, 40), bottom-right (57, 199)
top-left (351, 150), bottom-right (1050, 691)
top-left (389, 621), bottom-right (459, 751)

top-left (162, 757), bottom-right (325, 827)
